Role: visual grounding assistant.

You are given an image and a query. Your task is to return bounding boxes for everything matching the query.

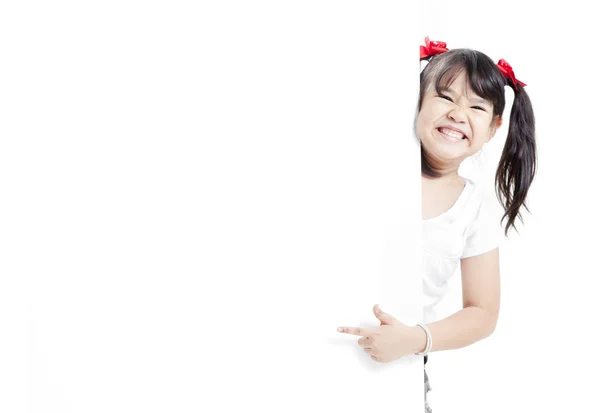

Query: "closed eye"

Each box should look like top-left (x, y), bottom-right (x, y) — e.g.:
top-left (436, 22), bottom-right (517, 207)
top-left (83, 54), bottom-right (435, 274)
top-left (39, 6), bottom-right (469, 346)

top-left (438, 94), bottom-right (453, 102)
top-left (472, 106), bottom-right (486, 111)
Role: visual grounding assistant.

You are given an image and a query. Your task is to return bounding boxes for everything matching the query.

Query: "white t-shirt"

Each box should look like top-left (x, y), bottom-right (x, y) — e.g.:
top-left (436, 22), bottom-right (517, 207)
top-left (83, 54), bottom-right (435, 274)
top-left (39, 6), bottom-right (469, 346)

top-left (422, 177), bottom-right (503, 324)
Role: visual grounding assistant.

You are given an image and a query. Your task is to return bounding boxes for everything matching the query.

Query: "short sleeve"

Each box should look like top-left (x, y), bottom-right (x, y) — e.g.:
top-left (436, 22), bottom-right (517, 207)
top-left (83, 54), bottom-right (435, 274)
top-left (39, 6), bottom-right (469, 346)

top-left (461, 192), bottom-right (503, 258)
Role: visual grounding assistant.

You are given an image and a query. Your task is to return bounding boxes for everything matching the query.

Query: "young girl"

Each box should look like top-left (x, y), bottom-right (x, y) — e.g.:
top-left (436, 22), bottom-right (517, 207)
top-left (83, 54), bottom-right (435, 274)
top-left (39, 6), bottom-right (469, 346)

top-left (337, 37), bottom-right (536, 412)
top-left (418, 37), bottom-right (536, 411)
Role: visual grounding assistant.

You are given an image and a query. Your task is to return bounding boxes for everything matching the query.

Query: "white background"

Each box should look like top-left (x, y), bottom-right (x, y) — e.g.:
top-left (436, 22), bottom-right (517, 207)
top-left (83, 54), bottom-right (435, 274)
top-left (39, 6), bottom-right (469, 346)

top-left (1, 2), bottom-right (425, 413)
top-left (422, 1), bottom-right (600, 412)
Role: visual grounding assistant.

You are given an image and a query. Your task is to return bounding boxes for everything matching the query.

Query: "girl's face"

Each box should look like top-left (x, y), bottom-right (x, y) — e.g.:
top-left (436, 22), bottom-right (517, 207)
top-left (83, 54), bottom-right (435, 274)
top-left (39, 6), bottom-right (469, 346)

top-left (416, 71), bottom-right (502, 169)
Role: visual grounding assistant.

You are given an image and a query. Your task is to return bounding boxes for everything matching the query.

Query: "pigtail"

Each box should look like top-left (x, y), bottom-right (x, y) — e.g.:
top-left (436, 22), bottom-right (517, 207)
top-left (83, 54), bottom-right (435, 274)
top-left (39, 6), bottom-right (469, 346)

top-left (495, 83), bottom-right (537, 236)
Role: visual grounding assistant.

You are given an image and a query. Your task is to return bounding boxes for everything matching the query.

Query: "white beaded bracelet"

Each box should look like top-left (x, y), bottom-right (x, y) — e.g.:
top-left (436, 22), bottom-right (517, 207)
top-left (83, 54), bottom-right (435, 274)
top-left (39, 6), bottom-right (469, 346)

top-left (415, 323), bottom-right (432, 356)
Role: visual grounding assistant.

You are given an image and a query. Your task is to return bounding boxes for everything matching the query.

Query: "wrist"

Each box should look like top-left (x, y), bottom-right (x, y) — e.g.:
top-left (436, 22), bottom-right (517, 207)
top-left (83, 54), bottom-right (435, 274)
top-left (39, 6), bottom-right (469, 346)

top-left (411, 325), bottom-right (428, 354)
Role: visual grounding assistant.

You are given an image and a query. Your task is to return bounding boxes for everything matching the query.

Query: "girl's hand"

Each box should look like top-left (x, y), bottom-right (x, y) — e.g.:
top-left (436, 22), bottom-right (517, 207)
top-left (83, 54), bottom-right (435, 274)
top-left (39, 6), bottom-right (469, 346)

top-left (337, 305), bottom-right (426, 363)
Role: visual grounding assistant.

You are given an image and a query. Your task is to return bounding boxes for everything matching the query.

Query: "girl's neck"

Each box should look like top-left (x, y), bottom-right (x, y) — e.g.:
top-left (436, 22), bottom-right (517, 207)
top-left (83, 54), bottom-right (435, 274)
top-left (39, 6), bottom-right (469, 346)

top-left (421, 169), bottom-right (462, 186)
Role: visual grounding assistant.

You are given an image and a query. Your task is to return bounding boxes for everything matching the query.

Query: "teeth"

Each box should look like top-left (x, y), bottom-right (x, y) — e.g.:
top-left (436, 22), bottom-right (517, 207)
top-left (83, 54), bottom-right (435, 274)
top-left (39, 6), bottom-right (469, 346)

top-left (439, 127), bottom-right (465, 141)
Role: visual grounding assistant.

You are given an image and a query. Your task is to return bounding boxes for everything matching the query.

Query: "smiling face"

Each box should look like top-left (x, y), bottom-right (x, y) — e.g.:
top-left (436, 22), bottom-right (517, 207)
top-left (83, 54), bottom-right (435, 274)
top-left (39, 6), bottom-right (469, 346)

top-left (417, 70), bottom-right (502, 170)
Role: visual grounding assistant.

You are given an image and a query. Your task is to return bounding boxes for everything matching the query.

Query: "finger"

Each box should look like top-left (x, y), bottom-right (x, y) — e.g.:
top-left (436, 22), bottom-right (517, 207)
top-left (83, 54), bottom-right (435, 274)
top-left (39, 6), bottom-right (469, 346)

top-left (357, 336), bottom-right (373, 347)
top-left (373, 304), bottom-right (395, 325)
top-left (337, 326), bottom-right (376, 336)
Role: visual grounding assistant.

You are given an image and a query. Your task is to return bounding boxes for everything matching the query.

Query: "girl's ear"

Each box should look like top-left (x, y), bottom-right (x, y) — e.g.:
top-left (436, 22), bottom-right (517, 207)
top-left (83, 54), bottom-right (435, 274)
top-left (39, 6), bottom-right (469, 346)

top-left (487, 116), bottom-right (503, 141)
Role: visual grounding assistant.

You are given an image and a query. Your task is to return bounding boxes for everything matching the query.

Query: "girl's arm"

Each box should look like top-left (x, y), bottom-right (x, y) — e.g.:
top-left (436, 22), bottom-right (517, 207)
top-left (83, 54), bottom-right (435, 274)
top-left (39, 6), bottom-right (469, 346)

top-left (414, 247), bottom-right (501, 353)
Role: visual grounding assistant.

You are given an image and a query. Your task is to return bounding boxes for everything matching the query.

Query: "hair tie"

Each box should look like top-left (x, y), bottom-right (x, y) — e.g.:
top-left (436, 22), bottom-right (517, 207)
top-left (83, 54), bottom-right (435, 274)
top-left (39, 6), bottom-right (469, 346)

top-left (420, 37), bottom-right (527, 88)
top-left (496, 58), bottom-right (526, 88)
top-left (420, 36), bottom-right (448, 59)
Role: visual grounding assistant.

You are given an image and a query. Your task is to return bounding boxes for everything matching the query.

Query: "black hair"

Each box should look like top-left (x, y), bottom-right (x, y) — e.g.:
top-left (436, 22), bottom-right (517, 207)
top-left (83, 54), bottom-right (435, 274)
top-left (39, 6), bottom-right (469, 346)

top-left (418, 49), bottom-right (536, 236)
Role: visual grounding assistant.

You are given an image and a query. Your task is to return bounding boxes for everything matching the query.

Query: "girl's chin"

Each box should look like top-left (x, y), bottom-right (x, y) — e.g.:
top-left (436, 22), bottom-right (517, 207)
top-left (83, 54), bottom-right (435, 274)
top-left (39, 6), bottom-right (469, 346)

top-left (422, 141), bottom-right (469, 164)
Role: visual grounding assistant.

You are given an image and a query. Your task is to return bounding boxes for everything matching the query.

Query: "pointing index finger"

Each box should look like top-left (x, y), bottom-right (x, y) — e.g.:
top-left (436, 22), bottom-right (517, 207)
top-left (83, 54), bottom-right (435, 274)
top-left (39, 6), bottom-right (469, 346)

top-left (337, 326), bottom-right (375, 336)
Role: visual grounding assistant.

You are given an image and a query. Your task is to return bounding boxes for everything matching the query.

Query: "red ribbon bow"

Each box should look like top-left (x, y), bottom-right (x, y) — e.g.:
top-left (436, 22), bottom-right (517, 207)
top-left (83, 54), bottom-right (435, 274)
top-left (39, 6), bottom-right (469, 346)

top-left (420, 36), bottom-right (448, 59)
top-left (496, 59), bottom-right (526, 88)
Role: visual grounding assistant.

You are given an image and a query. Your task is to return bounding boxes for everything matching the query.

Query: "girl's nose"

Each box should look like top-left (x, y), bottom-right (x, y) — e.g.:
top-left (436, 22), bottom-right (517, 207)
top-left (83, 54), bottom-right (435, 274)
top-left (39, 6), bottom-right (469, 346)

top-left (448, 107), bottom-right (467, 123)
